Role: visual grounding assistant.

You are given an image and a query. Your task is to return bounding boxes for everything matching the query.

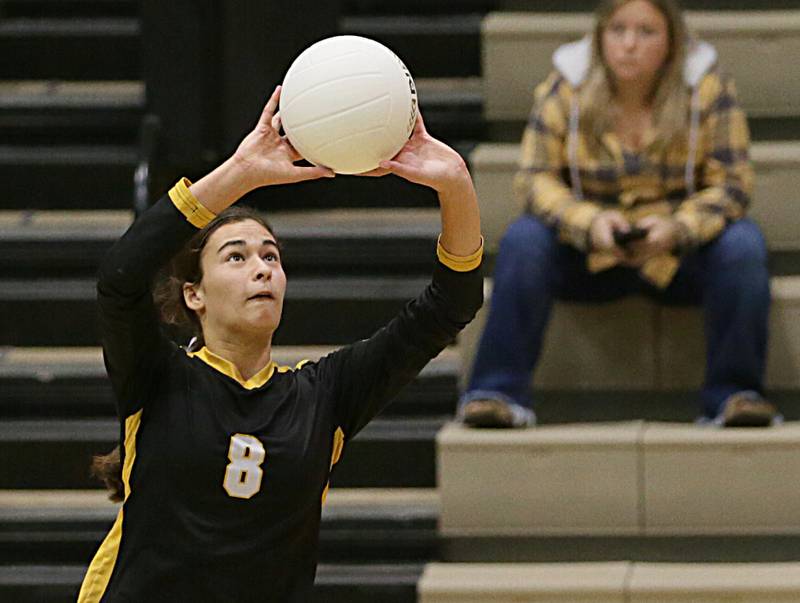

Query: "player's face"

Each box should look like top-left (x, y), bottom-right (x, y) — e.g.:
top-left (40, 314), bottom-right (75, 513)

top-left (601, 0), bottom-right (670, 88)
top-left (188, 220), bottom-right (287, 338)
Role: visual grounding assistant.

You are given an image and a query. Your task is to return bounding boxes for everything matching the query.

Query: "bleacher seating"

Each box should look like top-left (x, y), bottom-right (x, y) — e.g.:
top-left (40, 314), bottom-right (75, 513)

top-left (2, 0), bottom-right (800, 601)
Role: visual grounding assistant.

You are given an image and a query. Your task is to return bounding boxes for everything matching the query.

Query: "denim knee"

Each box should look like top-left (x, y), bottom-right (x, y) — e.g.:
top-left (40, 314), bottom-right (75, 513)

top-left (705, 219), bottom-right (767, 270)
top-left (498, 214), bottom-right (559, 266)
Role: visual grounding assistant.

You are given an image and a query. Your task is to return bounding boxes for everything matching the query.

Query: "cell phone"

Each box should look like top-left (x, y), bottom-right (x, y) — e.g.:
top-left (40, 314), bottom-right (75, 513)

top-left (613, 226), bottom-right (649, 247)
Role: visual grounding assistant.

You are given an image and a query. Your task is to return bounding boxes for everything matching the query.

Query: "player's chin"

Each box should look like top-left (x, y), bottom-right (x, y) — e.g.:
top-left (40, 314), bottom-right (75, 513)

top-left (241, 306), bottom-right (282, 333)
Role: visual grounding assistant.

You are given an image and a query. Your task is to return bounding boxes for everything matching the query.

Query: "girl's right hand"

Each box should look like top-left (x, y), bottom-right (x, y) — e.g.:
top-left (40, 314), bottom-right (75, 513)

top-left (232, 85), bottom-right (335, 189)
top-left (589, 210), bottom-right (629, 259)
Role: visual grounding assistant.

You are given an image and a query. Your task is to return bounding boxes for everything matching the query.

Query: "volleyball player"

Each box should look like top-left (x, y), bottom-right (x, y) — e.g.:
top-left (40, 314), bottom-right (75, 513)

top-left (78, 86), bottom-right (483, 602)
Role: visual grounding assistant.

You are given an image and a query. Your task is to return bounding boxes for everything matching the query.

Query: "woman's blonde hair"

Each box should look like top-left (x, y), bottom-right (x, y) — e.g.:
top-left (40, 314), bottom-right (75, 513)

top-left (579, 0), bottom-right (689, 151)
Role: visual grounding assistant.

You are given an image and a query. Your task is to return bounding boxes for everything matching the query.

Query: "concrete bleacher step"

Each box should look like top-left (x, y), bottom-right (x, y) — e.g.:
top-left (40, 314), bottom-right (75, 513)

top-left (0, 414), bottom-right (444, 489)
top-left (0, 0), bottom-right (137, 19)
top-left (0, 17), bottom-right (139, 80)
top-left (0, 563), bottom-right (421, 603)
top-left (0, 346), bottom-right (461, 419)
top-left (0, 488), bottom-right (438, 564)
top-left (0, 77), bottom-right (473, 151)
top-left (0, 207), bottom-right (442, 278)
top-left (459, 275), bottom-right (800, 396)
top-left (0, 145), bottom-right (136, 210)
top-left (438, 422), bottom-right (800, 542)
top-left (483, 10), bottom-right (800, 123)
top-left (0, 207), bottom-right (443, 345)
top-left (470, 141), bottom-right (800, 256)
top-left (0, 81), bottom-right (142, 145)
top-left (419, 562), bottom-right (800, 603)
top-left (416, 77), bottom-right (484, 144)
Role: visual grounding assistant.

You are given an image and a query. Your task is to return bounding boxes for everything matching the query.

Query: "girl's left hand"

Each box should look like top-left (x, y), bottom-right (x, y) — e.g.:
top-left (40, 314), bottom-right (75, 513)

top-left (357, 112), bottom-right (470, 195)
top-left (624, 215), bottom-right (679, 266)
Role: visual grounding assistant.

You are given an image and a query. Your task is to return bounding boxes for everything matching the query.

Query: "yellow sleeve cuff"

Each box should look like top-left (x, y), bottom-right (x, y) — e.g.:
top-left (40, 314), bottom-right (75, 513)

top-left (168, 177), bottom-right (216, 229)
top-left (436, 236), bottom-right (484, 272)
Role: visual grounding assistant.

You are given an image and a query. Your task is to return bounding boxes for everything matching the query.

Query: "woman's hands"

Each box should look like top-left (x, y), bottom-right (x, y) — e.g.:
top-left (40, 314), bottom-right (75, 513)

top-left (589, 210), bottom-right (630, 261)
top-left (189, 86), bottom-right (333, 214)
top-left (232, 85), bottom-right (335, 189)
top-left (590, 211), bottom-right (679, 266)
top-left (360, 112), bottom-right (471, 196)
top-left (361, 111), bottom-right (481, 258)
top-left (624, 215), bottom-right (679, 265)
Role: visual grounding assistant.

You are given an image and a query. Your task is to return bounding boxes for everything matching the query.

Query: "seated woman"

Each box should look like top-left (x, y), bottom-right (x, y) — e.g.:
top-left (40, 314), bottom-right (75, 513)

top-left (461, 0), bottom-right (777, 428)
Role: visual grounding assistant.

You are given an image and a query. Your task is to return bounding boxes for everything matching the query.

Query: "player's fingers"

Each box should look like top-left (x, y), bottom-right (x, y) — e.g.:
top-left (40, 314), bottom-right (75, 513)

top-left (413, 110), bottom-right (426, 135)
top-left (271, 111), bottom-right (282, 132)
top-left (354, 167), bottom-right (391, 177)
top-left (257, 85), bottom-right (281, 128)
top-left (286, 145), bottom-right (303, 162)
top-left (379, 159), bottom-right (422, 184)
top-left (291, 165), bottom-right (335, 182)
top-left (280, 137), bottom-right (303, 162)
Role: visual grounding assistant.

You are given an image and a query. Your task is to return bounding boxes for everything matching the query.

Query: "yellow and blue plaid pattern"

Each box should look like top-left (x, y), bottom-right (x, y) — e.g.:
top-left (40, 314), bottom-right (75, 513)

top-left (514, 71), bottom-right (753, 262)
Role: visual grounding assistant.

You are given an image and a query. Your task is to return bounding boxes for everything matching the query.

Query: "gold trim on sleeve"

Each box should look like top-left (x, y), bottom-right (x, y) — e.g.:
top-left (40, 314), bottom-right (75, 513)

top-left (436, 235), bottom-right (484, 272)
top-left (168, 177), bottom-right (216, 229)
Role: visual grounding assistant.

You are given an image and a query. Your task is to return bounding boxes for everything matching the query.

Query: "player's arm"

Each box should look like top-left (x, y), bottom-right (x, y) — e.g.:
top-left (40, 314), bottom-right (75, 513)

top-left (97, 188), bottom-right (205, 415)
top-left (187, 85), bottom-right (334, 214)
top-left (99, 86), bottom-right (332, 415)
top-left (322, 115), bottom-right (484, 436)
top-left (375, 112), bottom-right (482, 258)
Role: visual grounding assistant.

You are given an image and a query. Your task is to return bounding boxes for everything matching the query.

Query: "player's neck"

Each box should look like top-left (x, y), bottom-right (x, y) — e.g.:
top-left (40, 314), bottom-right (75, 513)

top-left (203, 331), bottom-right (273, 382)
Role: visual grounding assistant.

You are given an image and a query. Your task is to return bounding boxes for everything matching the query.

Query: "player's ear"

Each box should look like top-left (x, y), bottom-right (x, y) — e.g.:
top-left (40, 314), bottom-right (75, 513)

top-left (183, 282), bottom-right (205, 312)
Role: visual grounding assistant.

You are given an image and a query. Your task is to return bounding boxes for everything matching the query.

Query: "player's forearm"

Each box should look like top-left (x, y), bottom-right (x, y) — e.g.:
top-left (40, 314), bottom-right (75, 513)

top-left (436, 163), bottom-right (482, 257)
top-left (188, 155), bottom-right (260, 216)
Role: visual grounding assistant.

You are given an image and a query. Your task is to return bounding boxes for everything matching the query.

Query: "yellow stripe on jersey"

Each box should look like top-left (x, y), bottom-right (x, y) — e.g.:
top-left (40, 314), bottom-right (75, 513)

top-left (168, 177), bottom-right (216, 229)
top-left (188, 346), bottom-right (278, 390)
top-left (436, 236), bottom-right (484, 272)
top-left (321, 427), bottom-right (345, 505)
top-left (78, 409), bottom-right (143, 603)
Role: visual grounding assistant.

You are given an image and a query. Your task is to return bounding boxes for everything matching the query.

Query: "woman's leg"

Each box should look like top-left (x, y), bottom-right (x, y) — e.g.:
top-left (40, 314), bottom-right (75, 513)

top-left (658, 218), bottom-right (772, 421)
top-left (462, 214), bottom-right (561, 424)
top-left (700, 219), bottom-right (772, 420)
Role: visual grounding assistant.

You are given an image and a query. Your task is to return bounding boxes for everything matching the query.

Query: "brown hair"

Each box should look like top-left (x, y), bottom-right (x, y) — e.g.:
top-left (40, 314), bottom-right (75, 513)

top-left (91, 205), bottom-right (278, 501)
top-left (579, 0), bottom-right (689, 151)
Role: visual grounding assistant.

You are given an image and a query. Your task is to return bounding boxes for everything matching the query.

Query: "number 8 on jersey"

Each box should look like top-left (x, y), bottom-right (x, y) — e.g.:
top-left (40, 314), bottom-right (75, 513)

top-left (223, 434), bottom-right (266, 499)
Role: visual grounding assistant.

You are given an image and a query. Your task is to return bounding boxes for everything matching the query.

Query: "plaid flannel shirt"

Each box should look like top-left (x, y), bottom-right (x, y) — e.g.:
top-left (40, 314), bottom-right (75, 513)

top-left (514, 70), bottom-right (754, 286)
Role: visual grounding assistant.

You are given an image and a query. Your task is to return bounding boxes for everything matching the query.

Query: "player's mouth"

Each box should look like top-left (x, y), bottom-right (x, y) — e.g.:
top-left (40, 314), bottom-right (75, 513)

top-left (248, 292), bottom-right (275, 301)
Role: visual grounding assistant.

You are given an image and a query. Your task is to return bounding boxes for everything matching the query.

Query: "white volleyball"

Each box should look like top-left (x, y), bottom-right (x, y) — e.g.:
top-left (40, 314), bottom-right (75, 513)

top-left (279, 35), bottom-right (418, 175)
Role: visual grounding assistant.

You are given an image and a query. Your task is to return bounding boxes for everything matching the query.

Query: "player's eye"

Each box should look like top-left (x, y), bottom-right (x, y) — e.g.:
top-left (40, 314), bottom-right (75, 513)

top-left (263, 252), bottom-right (280, 263)
top-left (227, 252), bottom-right (245, 262)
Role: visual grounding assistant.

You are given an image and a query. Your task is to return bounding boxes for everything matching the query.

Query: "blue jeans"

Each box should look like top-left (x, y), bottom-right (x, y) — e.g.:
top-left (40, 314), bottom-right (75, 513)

top-left (465, 214), bottom-right (771, 419)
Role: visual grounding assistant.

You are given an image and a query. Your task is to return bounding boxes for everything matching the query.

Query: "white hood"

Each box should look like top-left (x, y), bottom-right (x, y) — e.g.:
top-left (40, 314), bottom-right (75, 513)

top-left (553, 36), bottom-right (717, 204)
top-left (552, 35), bottom-right (718, 89)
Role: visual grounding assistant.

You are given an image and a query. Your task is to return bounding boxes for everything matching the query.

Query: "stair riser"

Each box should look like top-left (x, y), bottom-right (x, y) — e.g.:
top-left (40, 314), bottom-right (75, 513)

top-left (0, 27), bottom-right (139, 80)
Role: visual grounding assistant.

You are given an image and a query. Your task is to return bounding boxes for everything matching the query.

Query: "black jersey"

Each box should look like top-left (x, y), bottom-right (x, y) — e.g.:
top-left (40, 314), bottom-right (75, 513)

top-left (78, 180), bottom-right (483, 603)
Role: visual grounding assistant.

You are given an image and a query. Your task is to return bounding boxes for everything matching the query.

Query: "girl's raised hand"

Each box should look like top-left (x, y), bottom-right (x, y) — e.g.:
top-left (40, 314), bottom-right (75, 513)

top-left (359, 112), bottom-right (471, 195)
top-left (232, 86), bottom-right (335, 189)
